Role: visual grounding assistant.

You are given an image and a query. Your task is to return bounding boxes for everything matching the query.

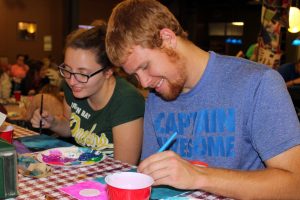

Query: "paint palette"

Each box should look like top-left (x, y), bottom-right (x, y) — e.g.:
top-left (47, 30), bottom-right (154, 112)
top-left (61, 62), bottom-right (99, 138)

top-left (37, 146), bottom-right (105, 167)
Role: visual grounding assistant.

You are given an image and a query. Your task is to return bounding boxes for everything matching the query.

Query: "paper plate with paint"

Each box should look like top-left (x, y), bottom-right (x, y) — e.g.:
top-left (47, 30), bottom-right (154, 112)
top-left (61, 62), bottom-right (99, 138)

top-left (37, 146), bottom-right (105, 167)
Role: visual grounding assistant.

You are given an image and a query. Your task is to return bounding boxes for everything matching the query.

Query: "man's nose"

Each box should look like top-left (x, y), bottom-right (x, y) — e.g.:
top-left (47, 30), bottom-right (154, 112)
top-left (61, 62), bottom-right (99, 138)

top-left (137, 72), bottom-right (151, 88)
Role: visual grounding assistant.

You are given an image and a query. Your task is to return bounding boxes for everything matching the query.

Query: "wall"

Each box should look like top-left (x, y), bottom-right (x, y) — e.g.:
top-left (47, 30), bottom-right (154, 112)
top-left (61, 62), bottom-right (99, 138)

top-left (79, 0), bottom-right (120, 25)
top-left (0, 0), bottom-right (120, 65)
top-left (0, 0), bottom-right (64, 64)
top-left (0, 0), bottom-right (296, 65)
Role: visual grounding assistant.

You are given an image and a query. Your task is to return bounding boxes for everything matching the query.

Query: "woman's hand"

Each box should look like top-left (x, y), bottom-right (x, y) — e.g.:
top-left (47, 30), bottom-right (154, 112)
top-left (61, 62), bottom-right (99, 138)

top-left (30, 109), bottom-right (54, 129)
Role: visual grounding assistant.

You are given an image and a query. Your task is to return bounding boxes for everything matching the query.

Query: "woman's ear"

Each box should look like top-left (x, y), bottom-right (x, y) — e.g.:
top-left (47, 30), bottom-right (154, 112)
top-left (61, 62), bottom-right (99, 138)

top-left (160, 28), bottom-right (176, 49)
top-left (103, 68), bottom-right (114, 78)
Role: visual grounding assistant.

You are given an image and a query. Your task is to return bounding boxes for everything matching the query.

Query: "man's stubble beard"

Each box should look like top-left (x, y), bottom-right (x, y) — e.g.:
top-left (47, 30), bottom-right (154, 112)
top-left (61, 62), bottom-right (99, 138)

top-left (158, 47), bottom-right (187, 101)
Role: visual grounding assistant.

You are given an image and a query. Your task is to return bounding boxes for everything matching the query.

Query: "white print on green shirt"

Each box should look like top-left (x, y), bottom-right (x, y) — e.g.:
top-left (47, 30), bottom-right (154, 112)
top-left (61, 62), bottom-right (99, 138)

top-left (70, 113), bottom-right (113, 150)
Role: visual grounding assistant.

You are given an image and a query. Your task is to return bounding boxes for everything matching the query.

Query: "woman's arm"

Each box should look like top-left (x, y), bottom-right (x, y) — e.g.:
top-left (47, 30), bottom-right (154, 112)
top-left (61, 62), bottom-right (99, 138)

top-left (112, 117), bottom-right (143, 165)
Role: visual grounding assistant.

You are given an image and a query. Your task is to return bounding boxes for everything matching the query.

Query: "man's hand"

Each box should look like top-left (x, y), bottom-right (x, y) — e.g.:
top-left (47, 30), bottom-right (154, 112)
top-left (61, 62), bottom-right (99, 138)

top-left (138, 151), bottom-right (205, 190)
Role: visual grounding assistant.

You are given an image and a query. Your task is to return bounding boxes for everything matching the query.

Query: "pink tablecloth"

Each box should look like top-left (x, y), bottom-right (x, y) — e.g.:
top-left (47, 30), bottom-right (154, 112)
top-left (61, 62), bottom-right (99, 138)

top-left (11, 122), bottom-right (231, 200)
top-left (17, 157), bottom-right (132, 200)
top-left (16, 156), bottom-right (232, 200)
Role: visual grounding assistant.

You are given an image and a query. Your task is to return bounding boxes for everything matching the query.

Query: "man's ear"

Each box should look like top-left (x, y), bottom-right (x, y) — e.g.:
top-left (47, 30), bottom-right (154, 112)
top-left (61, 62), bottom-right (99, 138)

top-left (160, 28), bottom-right (176, 48)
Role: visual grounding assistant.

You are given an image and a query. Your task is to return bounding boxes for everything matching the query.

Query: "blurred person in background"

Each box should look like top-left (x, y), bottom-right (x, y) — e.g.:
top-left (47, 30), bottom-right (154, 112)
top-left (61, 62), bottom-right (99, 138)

top-left (277, 59), bottom-right (300, 87)
top-left (20, 59), bottom-right (49, 95)
top-left (245, 43), bottom-right (258, 61)
top-left (278, 59), bottom-right (300, 110)
top-left (0, 63), bottom-right (12, 99)
top-left (41, 55), bottom-right (63, 88)
top-left (10, 54), bottom-right (29, 92)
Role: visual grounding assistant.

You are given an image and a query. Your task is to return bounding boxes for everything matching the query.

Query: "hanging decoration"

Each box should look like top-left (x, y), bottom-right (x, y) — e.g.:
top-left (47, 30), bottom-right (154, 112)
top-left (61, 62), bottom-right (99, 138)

top-left (256, 0), bottom-right (290, 68)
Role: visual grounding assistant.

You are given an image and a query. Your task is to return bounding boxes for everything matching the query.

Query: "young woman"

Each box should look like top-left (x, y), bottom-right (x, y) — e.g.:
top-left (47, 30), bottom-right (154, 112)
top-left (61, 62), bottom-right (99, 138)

top-left (31, 22), bottom-right (145, 165)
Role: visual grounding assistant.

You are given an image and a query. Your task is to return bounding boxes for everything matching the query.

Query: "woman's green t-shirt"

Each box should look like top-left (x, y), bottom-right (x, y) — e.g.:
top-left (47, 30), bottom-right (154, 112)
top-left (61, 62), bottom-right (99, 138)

top-left (63, 76), bottom-right (145, 151)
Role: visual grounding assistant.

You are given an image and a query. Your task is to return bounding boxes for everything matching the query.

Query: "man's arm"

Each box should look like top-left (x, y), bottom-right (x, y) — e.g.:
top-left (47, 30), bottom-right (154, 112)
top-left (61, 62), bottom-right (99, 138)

top-left (113, 117), bottom-right (143, 165)
top-left (139, 145), bottom-right (300, 199)
top-left (196, 145), bottom-right (300, 199)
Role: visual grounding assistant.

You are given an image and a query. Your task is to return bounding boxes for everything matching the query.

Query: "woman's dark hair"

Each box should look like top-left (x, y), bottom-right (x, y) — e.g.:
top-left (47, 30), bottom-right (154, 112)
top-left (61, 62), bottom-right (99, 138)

top-left (65, 20), bottom-right (112, 70)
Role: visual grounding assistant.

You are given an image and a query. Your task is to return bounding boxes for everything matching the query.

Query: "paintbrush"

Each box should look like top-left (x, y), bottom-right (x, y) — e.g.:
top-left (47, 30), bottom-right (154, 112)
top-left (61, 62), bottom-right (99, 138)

top-left (157, 132), bottom-right (178, 153)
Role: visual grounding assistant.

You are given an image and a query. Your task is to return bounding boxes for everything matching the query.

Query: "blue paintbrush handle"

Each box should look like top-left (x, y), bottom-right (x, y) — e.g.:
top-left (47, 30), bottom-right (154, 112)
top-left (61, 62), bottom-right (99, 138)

top-left (157, 132), bottom-right (178, 153)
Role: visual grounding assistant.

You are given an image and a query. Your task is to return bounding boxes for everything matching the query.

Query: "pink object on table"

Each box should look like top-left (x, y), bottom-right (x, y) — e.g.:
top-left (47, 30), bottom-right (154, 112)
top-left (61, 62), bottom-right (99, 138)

top-left (60, 180), bottom-right (108, 200)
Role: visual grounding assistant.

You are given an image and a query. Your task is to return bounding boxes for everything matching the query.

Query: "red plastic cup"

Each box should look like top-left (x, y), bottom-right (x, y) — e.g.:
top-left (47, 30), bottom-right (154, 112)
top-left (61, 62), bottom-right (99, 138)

top-left (14, 90), bottom-right (21, 101)
top-left (105, 172), bottom-right (154, 200)
top-left (0, 125), bottom-right (14, 143)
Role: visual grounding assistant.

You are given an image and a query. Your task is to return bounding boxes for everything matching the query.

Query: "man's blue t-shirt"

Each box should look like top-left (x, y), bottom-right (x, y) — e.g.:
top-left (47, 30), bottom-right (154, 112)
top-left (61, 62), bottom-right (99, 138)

top-left (142, 51), bottom-right (300, 170)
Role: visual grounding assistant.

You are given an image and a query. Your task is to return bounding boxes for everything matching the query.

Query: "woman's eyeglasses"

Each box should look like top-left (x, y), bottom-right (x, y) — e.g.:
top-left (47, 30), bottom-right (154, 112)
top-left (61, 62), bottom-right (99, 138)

top-left (58, 63), bottom-right (106, 83)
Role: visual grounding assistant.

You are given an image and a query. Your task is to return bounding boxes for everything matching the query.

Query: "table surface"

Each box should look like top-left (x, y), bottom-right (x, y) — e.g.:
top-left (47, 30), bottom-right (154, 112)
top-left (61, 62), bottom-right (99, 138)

top-left (10, 123), bottom-right (231, 200)
top-left (4, 121), bottom-right (39, 138)
top-left (2, 100), bottom-right (26, 120)
top-left (17, 157), bottom-right (132, 200)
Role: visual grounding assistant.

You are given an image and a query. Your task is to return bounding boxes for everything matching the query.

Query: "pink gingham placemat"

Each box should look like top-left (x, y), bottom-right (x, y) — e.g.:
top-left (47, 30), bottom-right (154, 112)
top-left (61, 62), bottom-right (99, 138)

top-left (177, 190), bottom-right (233, 199)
